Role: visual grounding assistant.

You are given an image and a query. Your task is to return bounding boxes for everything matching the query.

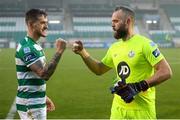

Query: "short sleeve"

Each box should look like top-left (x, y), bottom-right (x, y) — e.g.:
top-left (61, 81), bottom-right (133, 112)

top-left (19, 46), bottom-right (41, 67)
top-left (101, 48), bottom-right (114, 68)
top-left (143, 40), bottom-right (164, 66)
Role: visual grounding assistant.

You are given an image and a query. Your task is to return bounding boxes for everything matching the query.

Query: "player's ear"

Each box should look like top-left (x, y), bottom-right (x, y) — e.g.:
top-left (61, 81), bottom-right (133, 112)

top-left (27, 21), bottom-right (35, 28)
top-left (126, 17), bottom-right (131, 26)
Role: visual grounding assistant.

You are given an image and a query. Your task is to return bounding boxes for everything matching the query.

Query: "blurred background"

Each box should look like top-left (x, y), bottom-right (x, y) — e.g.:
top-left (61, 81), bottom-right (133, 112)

top-left (1, 0), bottom-right (180, 48)
top-left (0, 0), bottom-right (180, 119)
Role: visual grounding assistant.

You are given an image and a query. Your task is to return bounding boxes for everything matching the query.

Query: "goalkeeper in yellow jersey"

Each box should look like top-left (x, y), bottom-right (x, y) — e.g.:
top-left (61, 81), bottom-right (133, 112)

top-left (72, 6), bottom-right (172, 119)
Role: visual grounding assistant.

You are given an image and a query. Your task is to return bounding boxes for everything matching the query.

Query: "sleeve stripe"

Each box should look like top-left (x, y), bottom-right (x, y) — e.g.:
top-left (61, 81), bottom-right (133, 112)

top-left (17, 71), bottom-right (41, 79)
top-left (15, 58), bottom-right (25, 66)
top-left (26, 57), bottom-right (41, 67)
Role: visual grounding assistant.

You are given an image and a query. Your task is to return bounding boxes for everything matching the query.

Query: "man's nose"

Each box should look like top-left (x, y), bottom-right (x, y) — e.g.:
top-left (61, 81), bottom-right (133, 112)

top-left (45, 23), bottom-right (48, 29)
top-left (112, 24), bottom-right (115, 29)
top-left (112, 22), bottom-right (115, 27)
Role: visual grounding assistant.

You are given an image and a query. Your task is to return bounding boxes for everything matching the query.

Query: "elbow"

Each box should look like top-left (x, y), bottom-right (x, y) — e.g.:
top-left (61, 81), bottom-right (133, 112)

top-left (93, 63), bottom-right (107, 76)
top-left (94, 69), bottom-right (104, 76)
top-left (95, 72), bottom-right (103, 76)
top-left (167, 69), bottom-right (173, 80)
top-left (166, 62), bottom-right (173, 80)
top-left (43, 77), bottom-right (49, 81)
top-left (40, 76), bottom-right (50, 81)
top-left (38, 72), bottom-right (50, 81)
top-left (41, 74), bottom-right (50, 81)
top-left (164, 68), bottom-right (173, 80)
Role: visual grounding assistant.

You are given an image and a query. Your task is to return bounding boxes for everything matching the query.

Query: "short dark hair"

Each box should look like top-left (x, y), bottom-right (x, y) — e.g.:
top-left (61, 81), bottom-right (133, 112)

top-left (114, 6), bottom-right (135, 20)
top-left (25, 9), bottom-right (47, 24)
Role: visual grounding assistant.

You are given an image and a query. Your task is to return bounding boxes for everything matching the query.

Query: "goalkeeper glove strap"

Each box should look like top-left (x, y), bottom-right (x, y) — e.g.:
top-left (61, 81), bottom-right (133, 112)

top-left (129, 80), bottom-right (149, 93)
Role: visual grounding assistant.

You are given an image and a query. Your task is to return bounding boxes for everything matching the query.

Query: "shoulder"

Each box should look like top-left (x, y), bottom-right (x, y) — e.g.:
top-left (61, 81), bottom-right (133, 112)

top-left (17, 40), bottom-right (31, 52)
top-left (16, 38), bottom-right (27, 53)
top-left (103, 41), bottom-right (119, 55)
top-left (134, 34), bottom-right (151, 42)
top-left (16, 38), bottom-right (38, 59)
top-left (134, 34), bottom-right (157, 47)
top-left (108, 40), bottom-right (121, 50)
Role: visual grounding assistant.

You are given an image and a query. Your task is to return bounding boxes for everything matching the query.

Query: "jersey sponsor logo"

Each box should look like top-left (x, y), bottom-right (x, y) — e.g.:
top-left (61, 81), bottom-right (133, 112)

top-left (23, 53), bottom-right (37, 63)
top-left (128, 50), bottom-right (135, 58)
top-left (23, 47), bottom-right (31, 54)
top-left (117, 61), bottom-right (130, 80)
top-left (152, 48), bottom-right (160, 58)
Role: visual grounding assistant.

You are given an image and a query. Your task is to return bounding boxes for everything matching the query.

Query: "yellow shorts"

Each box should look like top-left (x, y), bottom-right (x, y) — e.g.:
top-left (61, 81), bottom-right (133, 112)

top-left (110, 102), bottom-right (156, 119)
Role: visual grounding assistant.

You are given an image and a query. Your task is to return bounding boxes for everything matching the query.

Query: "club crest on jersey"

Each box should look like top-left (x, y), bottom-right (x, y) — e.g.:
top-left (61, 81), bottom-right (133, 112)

top-left (152, 48), bottom-right (160, 58)
top-left (23, 47), bottom-right (31, 53)
top-left (128, 50), bottom-right (135, 58)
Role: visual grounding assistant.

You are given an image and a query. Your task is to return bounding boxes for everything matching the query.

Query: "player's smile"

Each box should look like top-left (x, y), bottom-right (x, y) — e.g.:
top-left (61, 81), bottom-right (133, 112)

top-left (41, 27), bottom-right (48, 36)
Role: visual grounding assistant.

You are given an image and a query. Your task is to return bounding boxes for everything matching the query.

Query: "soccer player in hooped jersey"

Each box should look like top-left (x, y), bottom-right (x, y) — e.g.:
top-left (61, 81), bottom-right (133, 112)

top-left (15, 9), bottom-right (66, 119)
top-left (72, 6), bottom-right (172, 119)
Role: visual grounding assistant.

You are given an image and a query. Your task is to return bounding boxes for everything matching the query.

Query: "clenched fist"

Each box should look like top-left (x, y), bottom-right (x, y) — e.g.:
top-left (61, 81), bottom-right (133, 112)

top-left (55, 38), bottom-right (66, 54)
top-left (46, 96), bottom-right (55, 112)
top-left (72, 40), bottom-right (83, 54)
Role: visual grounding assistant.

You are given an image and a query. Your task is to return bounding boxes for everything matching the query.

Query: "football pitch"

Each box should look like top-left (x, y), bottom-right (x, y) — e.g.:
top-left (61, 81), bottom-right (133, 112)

top-left (0, 48), bottom-right (180, 119)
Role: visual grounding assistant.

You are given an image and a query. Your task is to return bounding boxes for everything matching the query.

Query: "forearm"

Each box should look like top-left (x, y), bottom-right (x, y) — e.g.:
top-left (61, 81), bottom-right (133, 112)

top-left (30, 39), bottom-right (66, 80)
top-left (144, 59), bottom-right (172, 87)
top-left (80, 49), bottom-right (103, 75)
top-left (146, 69), bottom-right (172, 87)
top-left (41, 52), bottom-right (62, 80)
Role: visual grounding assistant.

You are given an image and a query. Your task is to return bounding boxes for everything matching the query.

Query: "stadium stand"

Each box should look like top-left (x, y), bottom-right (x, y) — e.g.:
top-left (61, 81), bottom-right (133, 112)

top-left (160, 4), bottom-right (180, 46)
top-left (0, 0), bottom-right (179, 48)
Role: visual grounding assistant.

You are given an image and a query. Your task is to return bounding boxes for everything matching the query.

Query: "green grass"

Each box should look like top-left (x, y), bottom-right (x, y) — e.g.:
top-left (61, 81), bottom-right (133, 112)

top-left (0, 48), bottom-right (180, 119)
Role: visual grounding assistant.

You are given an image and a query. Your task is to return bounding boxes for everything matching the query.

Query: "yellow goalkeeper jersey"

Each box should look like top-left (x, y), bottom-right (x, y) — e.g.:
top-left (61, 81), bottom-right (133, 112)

top-left (101, 34), bottom-right (164, 110)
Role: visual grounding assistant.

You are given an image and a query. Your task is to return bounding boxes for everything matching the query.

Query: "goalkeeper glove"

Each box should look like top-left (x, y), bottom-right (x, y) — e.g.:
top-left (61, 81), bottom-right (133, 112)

top-left (111, 80), bottom-right (149, 103)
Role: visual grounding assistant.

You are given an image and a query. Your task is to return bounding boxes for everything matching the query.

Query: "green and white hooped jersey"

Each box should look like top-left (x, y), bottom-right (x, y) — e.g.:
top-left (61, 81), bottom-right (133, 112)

top-left (15, 36), bottom-right (46, 112)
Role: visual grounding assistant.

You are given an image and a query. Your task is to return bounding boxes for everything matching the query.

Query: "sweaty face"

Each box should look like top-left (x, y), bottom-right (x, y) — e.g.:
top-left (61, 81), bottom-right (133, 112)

top-left (112, 11), bottom-right (128, 39)
top-left (32, 15), bottom-right (48, 37)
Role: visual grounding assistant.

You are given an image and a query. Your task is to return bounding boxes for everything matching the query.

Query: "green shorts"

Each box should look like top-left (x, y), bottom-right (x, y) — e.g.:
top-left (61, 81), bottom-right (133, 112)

top-left (110, 101), bottom-right (156, 119)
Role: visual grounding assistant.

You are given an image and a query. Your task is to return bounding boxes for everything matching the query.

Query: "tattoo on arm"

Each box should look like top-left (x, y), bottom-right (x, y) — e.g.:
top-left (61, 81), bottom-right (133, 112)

top-left (43, 52), bottom-right (61, 79)
top-left (30, 52), bottom-right (62, 80)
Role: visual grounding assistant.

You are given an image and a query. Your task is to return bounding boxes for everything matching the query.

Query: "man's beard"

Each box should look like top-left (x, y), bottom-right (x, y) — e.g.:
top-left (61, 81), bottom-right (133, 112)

top-left (114, 25), bottom-right (128, 39)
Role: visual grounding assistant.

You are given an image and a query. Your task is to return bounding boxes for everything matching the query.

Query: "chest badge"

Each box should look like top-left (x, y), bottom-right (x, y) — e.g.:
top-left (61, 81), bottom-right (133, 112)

top-left (128, 50), bottom-right (135, 58)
